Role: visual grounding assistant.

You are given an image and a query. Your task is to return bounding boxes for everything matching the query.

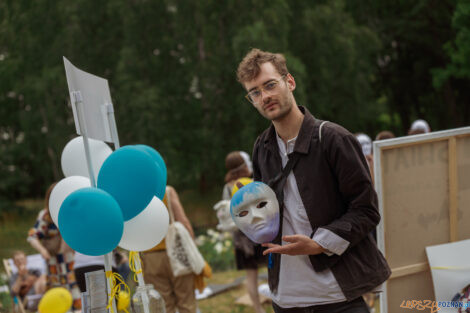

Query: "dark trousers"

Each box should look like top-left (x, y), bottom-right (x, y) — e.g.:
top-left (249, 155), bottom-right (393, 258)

top-left (273, 296), bottom-right (370, 313)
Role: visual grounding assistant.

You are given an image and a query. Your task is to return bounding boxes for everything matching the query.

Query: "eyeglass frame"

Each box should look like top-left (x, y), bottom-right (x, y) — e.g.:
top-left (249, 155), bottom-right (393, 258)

top-left (244, 75), bottom-right (287, 104)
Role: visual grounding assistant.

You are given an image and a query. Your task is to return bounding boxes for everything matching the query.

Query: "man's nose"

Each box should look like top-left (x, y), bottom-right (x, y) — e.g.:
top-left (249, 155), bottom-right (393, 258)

top-left (261, 89), bottom-right (271, 103)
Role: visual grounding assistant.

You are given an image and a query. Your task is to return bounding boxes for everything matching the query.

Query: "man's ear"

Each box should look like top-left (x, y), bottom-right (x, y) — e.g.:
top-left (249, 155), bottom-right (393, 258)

top-left (286, 73), bottom-right (296, 91)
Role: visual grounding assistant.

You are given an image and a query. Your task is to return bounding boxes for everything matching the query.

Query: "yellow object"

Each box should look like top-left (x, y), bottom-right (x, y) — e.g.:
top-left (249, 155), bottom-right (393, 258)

top-left (38, 287), bottom-right (72, 313)
top-left (231, 177), bottom-right (254, 196)
top-left (194, 262), bottom-right (213, 293)
top-left (145, 193), bottom-right (168, 252)
top-left (117, 291), bottom-right (130, 311)
top-left (106, 271), bottom-right (130, 313)
top-left (129, 251), bottom-right (143, 282)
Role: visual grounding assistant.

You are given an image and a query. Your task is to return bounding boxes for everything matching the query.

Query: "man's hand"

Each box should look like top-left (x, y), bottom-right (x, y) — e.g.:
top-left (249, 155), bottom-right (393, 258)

top-left (262, 234), bottom-right (327, 256)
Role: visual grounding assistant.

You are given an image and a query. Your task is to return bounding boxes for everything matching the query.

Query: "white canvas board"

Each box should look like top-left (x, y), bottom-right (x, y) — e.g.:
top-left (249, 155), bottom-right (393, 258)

top-left (373, 127), bottom-right (470, 313)
top-left (63, 57), bottom-right (113, 143)
top-left (426, 239), bottom-right (470, 312)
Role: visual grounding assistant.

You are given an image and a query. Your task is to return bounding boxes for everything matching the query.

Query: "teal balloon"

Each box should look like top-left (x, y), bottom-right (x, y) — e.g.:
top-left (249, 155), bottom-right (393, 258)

top-left (58, 188), bottom-right (123, 256)
top-left (134, 145), bottom-right (167, 200)
top-left (97, 146), bottom-right (160, 220)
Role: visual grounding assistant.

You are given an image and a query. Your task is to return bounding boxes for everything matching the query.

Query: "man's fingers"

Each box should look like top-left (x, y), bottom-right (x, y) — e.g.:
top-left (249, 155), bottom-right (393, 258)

top-left (263, 243), bottom-right (298, 255)
top-left (262, 243), bottom-right (279, 248)
top-left (263, 246), bottom-right (284, 255)
top-left (262, 243), bottom-right (280, 255)
top-left (282, 235), bottom-right (303, 243)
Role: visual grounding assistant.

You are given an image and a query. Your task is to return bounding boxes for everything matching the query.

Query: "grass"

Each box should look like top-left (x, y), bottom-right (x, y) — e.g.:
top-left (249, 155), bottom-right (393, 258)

top-left (0, 199), bottom-right (42, 261)
top-left (198, 269), bottom-right (274, 313)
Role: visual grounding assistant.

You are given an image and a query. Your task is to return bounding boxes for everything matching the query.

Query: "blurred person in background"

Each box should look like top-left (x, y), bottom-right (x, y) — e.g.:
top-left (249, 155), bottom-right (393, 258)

top-left (355, 133), bottom-right (374, 181)
top-left (222, 151), bottom-right (267, 313)
top-left (408, 119), bottom-right (431, 135)
top-left (141, 186), bottom-right (197, 313)
top-left (27, 182), bottom-right (82, 310)
top-left (9, 250), bottom-right (46, 302)
top-left (375, 131), bottom-right (395, 141)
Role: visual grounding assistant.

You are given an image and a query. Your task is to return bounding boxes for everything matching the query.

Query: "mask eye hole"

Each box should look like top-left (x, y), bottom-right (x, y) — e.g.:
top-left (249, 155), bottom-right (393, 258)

top-left (238, 211), bottom-right (249, 217)
top-left (257, 201), bottom-right (267, 208)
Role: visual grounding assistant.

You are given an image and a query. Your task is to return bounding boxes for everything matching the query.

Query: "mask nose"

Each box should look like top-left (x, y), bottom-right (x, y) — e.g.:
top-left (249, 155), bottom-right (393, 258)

top-left (251, 209), bottom-right (264, 224)
top-left (252, 215), bottom-right (263, 224)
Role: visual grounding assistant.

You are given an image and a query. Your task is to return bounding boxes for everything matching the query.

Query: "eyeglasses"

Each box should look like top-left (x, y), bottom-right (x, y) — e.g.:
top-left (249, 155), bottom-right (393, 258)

top-left (245, 75), bottom-right (286, 104)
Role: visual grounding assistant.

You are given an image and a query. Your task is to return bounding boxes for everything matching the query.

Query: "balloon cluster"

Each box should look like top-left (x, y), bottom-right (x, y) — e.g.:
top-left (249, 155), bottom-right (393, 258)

top-left (50, 137), bottom-right (169, 255)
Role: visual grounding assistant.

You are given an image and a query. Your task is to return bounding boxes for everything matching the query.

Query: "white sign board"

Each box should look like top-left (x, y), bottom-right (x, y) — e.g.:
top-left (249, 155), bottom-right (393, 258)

top-left (426, 239), bottom-right (470, 313)
top-left (63, 57), bottom-right (113, 143)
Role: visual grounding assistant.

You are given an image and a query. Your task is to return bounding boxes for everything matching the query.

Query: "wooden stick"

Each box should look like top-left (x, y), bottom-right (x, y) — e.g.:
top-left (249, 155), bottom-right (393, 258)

top-left (448, 137), bottom-right (458, 242)
top-left (390, 262), bottom-right (429, 279)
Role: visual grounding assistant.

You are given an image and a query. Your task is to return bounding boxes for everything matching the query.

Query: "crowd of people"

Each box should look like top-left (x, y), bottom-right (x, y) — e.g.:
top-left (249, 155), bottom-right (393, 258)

top-left (8, 47), bottom-right (436, 313)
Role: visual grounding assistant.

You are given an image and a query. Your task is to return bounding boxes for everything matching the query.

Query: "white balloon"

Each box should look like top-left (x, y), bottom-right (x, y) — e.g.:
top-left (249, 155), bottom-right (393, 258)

top-left (61, 136), bottom-right (112, 179)
top-left (119, 196), bottom-right (170, 251)
top-left (49, 176), bottom-right (91, 227)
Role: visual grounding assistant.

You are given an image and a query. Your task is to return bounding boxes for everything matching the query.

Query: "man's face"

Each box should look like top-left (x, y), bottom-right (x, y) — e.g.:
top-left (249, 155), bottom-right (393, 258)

top-left (230, 182), bottom-right (280, 243)
top-left (244, 62), bottom-right (295, 121)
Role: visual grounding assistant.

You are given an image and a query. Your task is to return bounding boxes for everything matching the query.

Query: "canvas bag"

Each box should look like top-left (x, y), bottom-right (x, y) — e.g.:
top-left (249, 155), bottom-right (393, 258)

top-left (165, 187), bottom-right (205, 276)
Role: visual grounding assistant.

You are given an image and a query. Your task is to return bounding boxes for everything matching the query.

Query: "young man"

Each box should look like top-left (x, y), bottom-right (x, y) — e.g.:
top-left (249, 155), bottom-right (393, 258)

top-left (237, 49), bottom-right (391, 313)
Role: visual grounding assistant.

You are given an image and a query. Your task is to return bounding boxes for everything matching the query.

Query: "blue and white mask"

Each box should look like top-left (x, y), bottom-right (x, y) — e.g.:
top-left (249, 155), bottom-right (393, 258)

top-left (230, 181), bottom-right (280, 243)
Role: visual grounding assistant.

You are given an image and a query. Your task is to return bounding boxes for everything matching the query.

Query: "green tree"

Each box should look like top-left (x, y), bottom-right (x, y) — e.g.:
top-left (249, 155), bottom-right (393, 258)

top-left (345, 0), bottom-right (460, 133)
top-left (432, 0), bottom-right (470, 125)
top-left (288, 0), bottom-right (385, 135)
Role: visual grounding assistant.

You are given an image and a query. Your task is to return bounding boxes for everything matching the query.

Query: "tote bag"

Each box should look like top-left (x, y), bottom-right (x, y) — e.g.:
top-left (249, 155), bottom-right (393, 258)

top-left (165, 187), bottom-right (205, 276)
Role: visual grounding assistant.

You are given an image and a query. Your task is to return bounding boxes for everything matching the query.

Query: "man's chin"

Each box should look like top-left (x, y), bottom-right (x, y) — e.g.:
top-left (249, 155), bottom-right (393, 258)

top-left (270, 106), bottom-right (291, 122)
top-left (264, 109), bottom-right (281, 121)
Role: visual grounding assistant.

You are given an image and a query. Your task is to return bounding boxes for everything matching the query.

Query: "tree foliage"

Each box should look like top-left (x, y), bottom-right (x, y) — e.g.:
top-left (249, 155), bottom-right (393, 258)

top-left (0, 0), bottom-right (469, 201)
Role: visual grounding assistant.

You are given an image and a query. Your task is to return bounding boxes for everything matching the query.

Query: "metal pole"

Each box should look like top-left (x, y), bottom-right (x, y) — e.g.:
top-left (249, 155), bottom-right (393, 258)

top-left (72, 91), bottom-right (117, 313)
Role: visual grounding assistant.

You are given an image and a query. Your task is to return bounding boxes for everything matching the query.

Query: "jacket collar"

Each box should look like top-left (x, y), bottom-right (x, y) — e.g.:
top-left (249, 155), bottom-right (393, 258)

top-left (263, 106), bottom-right (315, 155)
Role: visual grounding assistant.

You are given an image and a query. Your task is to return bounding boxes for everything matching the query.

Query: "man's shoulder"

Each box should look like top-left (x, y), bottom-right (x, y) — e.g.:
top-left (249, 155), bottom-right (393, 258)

top-left (253, 126), bottom-right (273, 149)
top-left (321, 121), bottom-right (354, 141)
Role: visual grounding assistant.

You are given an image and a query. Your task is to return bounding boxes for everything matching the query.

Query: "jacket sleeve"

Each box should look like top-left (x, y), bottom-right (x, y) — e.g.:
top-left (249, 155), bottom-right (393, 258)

top-left (314, 125), bottom-right (380, 253)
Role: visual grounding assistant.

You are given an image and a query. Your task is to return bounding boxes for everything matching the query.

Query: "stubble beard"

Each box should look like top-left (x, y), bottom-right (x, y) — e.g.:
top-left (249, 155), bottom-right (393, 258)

top-left (266, 93), bottom-right (293, 122)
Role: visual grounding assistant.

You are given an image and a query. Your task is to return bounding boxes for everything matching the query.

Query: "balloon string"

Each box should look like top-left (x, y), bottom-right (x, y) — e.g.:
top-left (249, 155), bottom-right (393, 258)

top-left (106, 271), bottom-right (130, 313)
top-left (129, 251), bottom-right (143, 283)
